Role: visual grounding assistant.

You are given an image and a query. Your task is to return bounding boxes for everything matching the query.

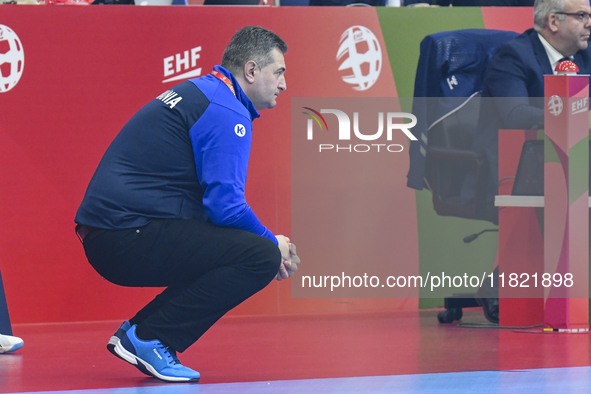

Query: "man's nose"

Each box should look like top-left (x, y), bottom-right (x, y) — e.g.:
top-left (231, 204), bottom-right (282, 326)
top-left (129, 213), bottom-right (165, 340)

top-left (278, 76), bottom-right (287, 91)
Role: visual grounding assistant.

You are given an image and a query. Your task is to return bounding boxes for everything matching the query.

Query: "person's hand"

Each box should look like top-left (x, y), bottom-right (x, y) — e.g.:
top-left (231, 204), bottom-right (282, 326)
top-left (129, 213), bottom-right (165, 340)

top-left (274, 240), bottom-right (301, 281)
top-left (275, 260), bottom-right (290, 281)
top-left (275, 235), bottom-right (290, 261)
top-left (275, 235), bottom-right (291, 281)
top-left (286, 243), bottom-right (300, 276)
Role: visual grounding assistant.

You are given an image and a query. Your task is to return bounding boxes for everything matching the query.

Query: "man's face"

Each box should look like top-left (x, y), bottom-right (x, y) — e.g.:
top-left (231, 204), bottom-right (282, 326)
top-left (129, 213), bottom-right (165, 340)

top-left (556, 0), bottom-right (591, 55)
top-left (249, 48), bottom-right (287, 111)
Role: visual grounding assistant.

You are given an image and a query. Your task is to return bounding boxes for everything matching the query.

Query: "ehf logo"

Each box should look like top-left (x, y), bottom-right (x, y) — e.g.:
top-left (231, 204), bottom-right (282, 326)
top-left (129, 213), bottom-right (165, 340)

top-left (0, 25), bottom-right (25, 93)
top-left (234, 124), bottom-right (246, 137)
top-left (163, 46), bottom-right (202, 84)
top-left (548, 95), bottom-right (563, 116)
top-left (337, 26), bottom-right (382, 91)
top-left (571, 97), bottom-right (588, 114)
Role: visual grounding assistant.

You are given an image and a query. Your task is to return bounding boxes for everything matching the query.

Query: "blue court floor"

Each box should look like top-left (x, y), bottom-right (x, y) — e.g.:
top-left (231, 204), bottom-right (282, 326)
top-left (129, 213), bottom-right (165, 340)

top-left (15, 367), bottom-right (591, 394)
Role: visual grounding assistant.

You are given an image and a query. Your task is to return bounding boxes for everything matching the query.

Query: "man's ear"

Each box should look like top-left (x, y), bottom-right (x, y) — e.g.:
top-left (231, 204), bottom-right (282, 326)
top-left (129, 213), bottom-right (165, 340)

top-left (244, 60), bottom-right (258, 84)
top-left (548, 14), bottom-right (560, 33)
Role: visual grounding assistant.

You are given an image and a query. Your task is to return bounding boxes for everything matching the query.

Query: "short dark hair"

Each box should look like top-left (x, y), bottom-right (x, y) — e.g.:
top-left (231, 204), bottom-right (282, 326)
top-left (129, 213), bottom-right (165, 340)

top-left (221, 26), bottom-right (287, 75)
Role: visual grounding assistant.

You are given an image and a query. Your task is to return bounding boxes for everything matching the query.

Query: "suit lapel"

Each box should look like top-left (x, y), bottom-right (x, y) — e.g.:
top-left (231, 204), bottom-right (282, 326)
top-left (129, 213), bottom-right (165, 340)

top-left (573, 52), bottom-right (585, 70)
top-left (527, 29), bottom-right (554, 75)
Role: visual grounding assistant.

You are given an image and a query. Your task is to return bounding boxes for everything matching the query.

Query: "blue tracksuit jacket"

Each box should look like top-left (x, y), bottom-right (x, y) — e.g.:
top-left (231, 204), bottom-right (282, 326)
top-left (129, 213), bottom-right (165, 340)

top-left (75, 65), bottom-right (277, 244)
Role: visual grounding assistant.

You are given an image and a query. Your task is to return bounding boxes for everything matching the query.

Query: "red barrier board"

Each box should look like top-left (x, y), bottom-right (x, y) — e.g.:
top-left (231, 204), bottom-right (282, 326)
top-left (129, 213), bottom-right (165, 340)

top-left (0, 5), bottom-right (413, 323)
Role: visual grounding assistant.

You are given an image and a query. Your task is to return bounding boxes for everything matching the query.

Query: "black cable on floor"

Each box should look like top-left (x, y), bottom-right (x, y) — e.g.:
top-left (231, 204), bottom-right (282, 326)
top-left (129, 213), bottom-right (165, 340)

top-left (457, 322), bottom-right (543, 329)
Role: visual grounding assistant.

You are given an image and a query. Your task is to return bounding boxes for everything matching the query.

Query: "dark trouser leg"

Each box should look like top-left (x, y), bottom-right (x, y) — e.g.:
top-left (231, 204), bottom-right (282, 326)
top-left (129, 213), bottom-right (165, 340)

top-left (82, 219), bottom-right (281, 352)
top-left (136, 232), bottom-right (281, 352)
top-left (128, 287), bottom-right (184, 328)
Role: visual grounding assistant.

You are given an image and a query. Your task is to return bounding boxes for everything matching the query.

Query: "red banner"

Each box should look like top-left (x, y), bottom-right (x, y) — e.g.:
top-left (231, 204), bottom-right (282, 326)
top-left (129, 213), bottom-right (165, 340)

top-left (0, 5), bottom-right (410, 323)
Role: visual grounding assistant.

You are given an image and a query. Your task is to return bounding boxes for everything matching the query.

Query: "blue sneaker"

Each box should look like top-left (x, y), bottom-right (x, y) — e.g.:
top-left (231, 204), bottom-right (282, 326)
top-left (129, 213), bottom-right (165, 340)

top-left (114, 325), bottom-right (200, 383)
top-left (107, 320), bottom-right (131, 358)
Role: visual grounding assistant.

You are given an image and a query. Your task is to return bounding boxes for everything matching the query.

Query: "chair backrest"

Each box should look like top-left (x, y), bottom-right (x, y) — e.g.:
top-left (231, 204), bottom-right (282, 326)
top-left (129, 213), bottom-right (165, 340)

top-left (407, 29), bottom-right (519, 190)
top-left (427, 91), bottom-right (482, 150)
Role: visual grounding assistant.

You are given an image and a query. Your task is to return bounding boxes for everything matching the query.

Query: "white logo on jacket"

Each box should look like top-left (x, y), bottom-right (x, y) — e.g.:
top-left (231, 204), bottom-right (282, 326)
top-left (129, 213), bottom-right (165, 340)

top-left (234, 124), bottom-right (246, 137)
top-left (156, 89), bottom-right (183, 109)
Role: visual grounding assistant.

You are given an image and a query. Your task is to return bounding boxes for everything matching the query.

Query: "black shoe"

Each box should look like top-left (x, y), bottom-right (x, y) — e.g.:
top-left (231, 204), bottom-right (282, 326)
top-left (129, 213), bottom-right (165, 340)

top-left (476, 297), bottom-right (499, 324)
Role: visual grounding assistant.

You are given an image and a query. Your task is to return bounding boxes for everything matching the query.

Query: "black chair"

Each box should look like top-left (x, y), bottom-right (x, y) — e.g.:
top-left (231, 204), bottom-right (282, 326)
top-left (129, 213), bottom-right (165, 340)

top-left (424, 92), bottom-right (498, 225)
top-left (407, 29), bottom-right (519, 323)
top-left (425, 93), bottom-right (499, 323)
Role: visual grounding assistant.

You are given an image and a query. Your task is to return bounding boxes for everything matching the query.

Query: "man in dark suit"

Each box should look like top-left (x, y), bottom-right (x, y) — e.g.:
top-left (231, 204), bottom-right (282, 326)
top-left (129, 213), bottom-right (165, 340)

top-left (470, 0), bottom-right (591, 323)
top-left (474, 0), bottom-right (591, 202)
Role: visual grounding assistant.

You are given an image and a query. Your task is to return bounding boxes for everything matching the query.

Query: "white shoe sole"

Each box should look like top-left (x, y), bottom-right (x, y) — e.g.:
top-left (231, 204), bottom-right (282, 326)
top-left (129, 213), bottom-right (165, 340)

top-left (113, 341), bottom-right (138, 365)
top-left (108, 335), bottom-right (118, 347)
top-left (0, 339), bottom-right (24, 353)
top-left (109, 336), bottom-right (152, 376)
top-left (107, 335), bottom-right (119, 354)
